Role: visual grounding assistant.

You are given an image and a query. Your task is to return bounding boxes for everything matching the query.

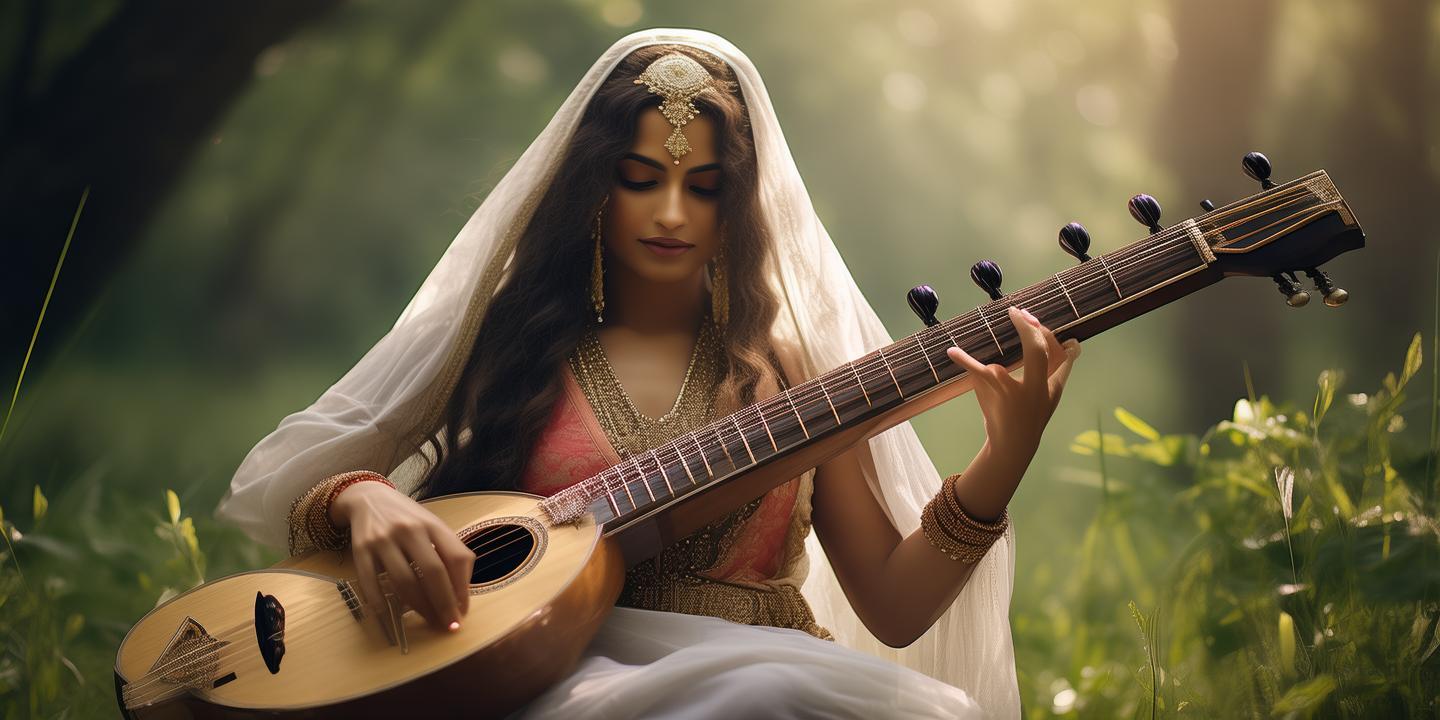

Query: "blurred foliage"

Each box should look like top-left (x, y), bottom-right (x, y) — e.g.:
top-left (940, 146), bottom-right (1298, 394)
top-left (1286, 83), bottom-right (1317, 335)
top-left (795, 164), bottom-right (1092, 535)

top-left (1014, 332), bottom-right (1440, 717)
top-left (0, 481), bottom-right (232, 717)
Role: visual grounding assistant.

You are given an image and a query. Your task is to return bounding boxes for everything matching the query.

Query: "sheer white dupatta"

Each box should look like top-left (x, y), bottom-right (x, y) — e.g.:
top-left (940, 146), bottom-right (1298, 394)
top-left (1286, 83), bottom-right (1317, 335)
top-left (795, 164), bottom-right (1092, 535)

top-left (216, 27), bottom-right (1019, 717)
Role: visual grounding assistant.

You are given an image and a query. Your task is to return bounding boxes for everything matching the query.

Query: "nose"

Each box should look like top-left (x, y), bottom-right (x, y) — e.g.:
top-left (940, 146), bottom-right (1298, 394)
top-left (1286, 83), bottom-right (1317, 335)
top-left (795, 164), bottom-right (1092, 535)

top-left (654, 182), bottom-right (687, 232)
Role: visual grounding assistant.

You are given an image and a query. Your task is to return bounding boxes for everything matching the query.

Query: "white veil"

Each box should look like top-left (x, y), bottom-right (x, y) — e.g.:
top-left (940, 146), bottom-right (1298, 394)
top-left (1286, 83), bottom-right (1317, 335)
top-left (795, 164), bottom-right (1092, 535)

top-left (216, 28), bottom-right (1019, 716)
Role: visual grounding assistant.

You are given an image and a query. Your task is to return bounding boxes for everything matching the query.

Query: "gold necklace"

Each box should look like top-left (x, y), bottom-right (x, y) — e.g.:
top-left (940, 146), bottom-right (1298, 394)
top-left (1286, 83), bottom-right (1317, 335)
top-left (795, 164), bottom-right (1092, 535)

top-left (570, 319), bottom-right (720, 456)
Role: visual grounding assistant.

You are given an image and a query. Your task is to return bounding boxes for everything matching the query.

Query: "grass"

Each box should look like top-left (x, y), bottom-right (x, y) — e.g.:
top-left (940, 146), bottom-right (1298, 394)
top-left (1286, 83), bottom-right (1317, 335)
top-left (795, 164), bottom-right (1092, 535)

top-left (1015, 326), bottom-right (1440, 717)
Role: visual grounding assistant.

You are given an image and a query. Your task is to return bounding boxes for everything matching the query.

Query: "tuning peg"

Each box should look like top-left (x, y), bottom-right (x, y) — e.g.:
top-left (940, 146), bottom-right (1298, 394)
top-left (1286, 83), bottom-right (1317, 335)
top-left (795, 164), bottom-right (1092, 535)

top-left (907, 285), bottom-right (941, 327)
top-left (1243, 151), bottom-right (1277, 190)
top-left (1058, 222), bottom-right (1092, 262)
top-left (1272, 272), bottom-right (1310, 307)
top-left (1128, 194), bottom-right (1163, 234)
top-left (970, 260), bottom-right (1004, 301)
top-left (1303, 268), bottom-right (1348, 307)
top-left (1200, 199), bottom-right (1215, 212)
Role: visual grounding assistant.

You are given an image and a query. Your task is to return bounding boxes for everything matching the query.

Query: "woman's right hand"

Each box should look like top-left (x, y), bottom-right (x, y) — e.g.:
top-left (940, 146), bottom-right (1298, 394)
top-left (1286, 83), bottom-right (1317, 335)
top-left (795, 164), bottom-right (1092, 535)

top-left (330, 481), bottom-right (475, 632)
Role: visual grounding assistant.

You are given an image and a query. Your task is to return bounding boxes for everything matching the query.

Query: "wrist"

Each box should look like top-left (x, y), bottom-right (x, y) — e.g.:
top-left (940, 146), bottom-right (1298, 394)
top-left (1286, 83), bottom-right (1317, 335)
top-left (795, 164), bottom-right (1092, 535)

top-left (324, 472), bottom-right (394, 528)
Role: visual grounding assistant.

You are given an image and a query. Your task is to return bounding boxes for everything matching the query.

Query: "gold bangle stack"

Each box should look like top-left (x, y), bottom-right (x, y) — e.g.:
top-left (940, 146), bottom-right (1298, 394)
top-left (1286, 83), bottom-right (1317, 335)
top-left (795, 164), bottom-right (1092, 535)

top-left (286, 470), bottom-right (394, 556)
top-left (919, 473), bottom-right (1009, 564)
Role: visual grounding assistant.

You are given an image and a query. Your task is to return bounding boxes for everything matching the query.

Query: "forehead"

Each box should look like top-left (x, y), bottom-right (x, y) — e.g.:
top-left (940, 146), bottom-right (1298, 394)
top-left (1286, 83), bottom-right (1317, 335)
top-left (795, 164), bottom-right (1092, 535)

top-left (630, 107), bottom-right (718, 168)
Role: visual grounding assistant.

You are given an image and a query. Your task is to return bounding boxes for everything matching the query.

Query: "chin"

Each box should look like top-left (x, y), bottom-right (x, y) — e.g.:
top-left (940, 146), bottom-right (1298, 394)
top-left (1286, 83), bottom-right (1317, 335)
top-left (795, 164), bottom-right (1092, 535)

top-left (616, 253), bottom-right (710, 286)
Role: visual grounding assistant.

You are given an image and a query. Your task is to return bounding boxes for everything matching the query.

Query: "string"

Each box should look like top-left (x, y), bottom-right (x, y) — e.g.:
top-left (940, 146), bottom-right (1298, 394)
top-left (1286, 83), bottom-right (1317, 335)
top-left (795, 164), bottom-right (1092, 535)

top-left (565, 211), bottom-right (1217, 515)
top-left (566, 182), bottom-right (1316, 517)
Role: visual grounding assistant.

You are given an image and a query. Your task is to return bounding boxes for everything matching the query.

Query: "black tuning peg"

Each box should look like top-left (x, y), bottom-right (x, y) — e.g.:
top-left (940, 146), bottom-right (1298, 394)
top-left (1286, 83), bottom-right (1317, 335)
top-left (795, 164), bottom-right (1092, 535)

top-left (1303, 268), bottom-right (1348, 307)
top-left (1243, 151), bottom-right (1277, 190)
top-left (1058, 222), bottom-right (1092, 262)
top-left (1128, 194), bottom-right (1163, 234)
top-left (970, 261), bottom-right (1004, 301)
top-left (1200, 199), bottom-right (1216, 212)
top-left (907, 285), bottom-right (941, 327)
top-left (1272, 272), bottom-right (1310, 307)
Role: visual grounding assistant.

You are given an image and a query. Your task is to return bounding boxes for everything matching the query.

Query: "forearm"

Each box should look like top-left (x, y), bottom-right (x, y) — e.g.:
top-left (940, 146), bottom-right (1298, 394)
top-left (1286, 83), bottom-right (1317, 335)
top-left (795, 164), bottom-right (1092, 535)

top-left (819, 440), bottom-right (1026, 647)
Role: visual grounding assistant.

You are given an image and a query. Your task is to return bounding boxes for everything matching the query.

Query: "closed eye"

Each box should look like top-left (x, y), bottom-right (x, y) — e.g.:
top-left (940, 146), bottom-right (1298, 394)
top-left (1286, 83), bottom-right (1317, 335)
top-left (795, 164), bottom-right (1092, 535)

top-left (618, 176), bottom-right (657, 191)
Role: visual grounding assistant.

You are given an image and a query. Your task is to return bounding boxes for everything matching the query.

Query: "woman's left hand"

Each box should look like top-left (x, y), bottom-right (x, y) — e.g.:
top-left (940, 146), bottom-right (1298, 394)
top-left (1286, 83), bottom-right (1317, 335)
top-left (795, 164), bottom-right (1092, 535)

top-left (946, 306), bottom-right (1081, 461)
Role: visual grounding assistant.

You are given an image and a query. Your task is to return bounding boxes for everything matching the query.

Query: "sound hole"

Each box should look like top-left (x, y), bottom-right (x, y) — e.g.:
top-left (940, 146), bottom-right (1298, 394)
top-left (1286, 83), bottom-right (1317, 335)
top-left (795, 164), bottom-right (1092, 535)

top-left (466, 524), bottom-right (537, 585)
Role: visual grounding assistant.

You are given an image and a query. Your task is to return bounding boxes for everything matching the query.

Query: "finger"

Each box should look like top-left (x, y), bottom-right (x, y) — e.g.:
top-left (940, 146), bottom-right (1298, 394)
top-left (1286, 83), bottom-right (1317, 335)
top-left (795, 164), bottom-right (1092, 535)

top-left (1047, 340), bottom-right (1081, 409)
top-left (352, 547), bottom-right (384, 618)
top-left (946, 346), bottom-right (1001, 390)
top-left (431, 525), bottom-right (475, 616)
top-left (1010, 307), bottom-right (1049, 401)
top-left (1037, 321), bottom-right (1067, 374)
top-left (375, 542), bottom-right (437, 625)
top-left (400, 532), bottom-right (461, 630)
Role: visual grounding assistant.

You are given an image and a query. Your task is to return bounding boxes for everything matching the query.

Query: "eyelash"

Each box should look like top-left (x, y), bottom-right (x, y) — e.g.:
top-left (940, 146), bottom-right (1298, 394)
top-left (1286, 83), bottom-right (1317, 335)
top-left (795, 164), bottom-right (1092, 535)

top-left (617, 177), bottom-right (722, 197)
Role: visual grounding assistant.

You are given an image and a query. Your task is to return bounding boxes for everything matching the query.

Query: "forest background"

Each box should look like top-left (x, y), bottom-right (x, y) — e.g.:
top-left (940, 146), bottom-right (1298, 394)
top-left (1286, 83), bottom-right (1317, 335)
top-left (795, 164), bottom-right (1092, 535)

top-left (2, 1), bottom-right (1436, 717)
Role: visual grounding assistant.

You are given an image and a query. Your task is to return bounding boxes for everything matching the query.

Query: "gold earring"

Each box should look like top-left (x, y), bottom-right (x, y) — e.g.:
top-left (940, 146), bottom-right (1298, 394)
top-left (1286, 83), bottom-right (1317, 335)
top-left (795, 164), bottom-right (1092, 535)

top-left (711, 240), bottom-right (729, 330)
top-left (591, 197), bottom-right (607, 323)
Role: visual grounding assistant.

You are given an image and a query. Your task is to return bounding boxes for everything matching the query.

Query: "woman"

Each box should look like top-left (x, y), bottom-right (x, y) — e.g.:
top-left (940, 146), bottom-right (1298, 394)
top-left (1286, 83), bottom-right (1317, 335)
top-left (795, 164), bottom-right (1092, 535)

top-left (217, 28), bottom-right (1079, 718)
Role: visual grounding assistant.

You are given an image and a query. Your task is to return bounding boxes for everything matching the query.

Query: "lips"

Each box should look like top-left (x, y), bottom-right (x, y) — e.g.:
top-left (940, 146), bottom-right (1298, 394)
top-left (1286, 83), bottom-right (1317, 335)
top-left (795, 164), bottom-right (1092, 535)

top-left (639, 237), bottom-right (694, 249)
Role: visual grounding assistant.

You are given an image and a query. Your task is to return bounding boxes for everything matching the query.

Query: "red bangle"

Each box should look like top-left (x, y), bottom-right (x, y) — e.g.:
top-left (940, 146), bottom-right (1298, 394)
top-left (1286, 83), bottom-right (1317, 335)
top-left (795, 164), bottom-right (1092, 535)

top-left (322, 471), bottom-right (395, 519)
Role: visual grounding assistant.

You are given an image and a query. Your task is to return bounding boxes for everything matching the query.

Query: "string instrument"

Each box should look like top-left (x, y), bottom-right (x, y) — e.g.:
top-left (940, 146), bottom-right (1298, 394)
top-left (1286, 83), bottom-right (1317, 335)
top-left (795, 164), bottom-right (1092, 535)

top-left (116, 154), bottom-right (1365, 717)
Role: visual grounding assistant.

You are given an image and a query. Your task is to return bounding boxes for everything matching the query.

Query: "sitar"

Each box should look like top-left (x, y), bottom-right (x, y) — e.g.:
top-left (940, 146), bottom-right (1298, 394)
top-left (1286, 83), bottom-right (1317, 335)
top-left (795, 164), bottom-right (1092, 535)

top-left (115, 154), bottom-right (1365, 718)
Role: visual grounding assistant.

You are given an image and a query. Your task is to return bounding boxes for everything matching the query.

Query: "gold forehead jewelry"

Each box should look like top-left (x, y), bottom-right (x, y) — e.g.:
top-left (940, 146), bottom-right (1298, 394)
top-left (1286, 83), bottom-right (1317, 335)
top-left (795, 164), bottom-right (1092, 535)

top-left (633, 53), bottom-right (714, 164)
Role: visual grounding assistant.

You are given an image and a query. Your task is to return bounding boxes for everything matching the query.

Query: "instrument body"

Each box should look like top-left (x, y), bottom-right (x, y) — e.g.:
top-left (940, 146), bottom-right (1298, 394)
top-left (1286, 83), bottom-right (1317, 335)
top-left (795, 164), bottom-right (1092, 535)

top-left (115, 492), bottom-right (624, 718)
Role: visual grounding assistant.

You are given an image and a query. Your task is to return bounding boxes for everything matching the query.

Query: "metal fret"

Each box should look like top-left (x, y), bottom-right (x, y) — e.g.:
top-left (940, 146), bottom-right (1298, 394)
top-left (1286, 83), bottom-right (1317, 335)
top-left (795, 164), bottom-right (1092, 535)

top-left (875, 348), bottom-right (905, 399)
top-left (730, 415), bottom-right (757, 463)
top-left (756, 407), bottom-right (779, 452)
top-left (847, 361), bottom-right (872, 407)
top-left (914, 333), bottom-right (940, 383)
top-left (603, 482), bottom-right (621, 516)
top-left (710, 425), bottom-right (736, 468)
top-left (1053, 273), bottom-right (1080, 318)
top-left (1096, 254), bottom-right (1123, 298)
top-left (649, 448), bottom-right (674, 496)
top-left (618, 468), bottom-right (637, 508)
top-left (632, 457), bottom-right (655, 502)
top-left (815, 373), bottom-right (842, 425)
top-left (976, 306), bottom-right (1004, 356)
top-left (782, 389), bottom-right (810, 439)
top-left (673, 444), bottom-right (698, 485)
top-left (690, 433), bottom-right (713, 478)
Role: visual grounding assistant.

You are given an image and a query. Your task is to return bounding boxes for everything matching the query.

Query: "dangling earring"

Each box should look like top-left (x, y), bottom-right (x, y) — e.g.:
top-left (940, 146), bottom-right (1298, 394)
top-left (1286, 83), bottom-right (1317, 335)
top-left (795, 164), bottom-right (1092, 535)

top-left (590, 196), bottom-right (607, 324)
top-left (711, 239), bottom-right (729, 330)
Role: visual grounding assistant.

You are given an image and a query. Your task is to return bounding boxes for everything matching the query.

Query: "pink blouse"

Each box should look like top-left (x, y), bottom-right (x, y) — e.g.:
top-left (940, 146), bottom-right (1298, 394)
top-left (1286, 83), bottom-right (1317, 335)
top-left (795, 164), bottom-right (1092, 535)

top-left (518, 366), bottom-right (802, 585)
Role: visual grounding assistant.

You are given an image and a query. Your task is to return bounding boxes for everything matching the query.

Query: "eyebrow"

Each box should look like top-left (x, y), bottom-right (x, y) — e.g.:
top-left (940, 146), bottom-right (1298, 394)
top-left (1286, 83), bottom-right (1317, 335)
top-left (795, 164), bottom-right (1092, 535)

top-left (622, 152), bottom-right (721, 175)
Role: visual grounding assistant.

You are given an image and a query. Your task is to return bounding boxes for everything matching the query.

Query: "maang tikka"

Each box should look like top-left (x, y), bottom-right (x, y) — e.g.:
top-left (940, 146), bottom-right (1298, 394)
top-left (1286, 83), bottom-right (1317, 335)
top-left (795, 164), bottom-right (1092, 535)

top-left (633, 53), bottom-right (714, 164)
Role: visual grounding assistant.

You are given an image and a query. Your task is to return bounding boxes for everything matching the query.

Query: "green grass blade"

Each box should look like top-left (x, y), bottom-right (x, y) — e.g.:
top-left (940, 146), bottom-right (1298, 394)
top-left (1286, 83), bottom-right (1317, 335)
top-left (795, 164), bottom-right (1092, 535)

top-left (0, 186), bottom-right (88, 448)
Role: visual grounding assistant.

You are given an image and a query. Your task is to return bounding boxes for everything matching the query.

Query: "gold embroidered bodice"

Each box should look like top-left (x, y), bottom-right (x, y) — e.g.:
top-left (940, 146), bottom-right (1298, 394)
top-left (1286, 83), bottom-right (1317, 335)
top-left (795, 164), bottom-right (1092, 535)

top-left (568, 320), bottom-right (830, 639)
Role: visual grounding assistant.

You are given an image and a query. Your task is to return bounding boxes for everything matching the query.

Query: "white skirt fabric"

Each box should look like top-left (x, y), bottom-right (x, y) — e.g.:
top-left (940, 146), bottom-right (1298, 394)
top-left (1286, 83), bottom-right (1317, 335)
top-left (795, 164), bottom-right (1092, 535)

top-left (512, 608), bottom-right (986, 719)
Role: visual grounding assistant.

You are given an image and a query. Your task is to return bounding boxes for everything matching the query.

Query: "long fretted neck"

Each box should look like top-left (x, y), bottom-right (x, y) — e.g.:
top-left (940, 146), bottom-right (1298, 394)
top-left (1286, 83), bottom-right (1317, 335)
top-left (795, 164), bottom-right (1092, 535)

top-left (540, 170), bottom-right (1353, 538)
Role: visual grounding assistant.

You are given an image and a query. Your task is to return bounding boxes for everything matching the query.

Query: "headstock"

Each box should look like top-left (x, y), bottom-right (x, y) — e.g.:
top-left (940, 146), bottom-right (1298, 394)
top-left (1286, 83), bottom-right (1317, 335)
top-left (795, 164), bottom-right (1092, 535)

top-left (907, 151), bottom-right (1365, 330)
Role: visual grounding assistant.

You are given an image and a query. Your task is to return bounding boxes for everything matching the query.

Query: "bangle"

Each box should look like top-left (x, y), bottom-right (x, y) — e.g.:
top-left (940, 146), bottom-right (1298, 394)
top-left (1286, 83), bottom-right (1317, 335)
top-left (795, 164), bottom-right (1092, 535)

top-left (920, 473), bottom-right (1009, 563)
top-left (287, 471), bottom-right (395, 555)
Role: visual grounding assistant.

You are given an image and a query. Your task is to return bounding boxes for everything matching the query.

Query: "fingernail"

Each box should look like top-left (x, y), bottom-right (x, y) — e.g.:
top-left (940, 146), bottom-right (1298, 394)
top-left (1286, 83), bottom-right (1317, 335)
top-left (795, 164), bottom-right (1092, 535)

top-left (448, 620), bottom-right (461, 631)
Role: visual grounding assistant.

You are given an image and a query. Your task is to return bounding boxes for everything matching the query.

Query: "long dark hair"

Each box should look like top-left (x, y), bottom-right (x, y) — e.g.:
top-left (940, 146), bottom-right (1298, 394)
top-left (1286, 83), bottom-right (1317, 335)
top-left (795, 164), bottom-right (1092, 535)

top-left (414, 44), bottom-right (783, 499)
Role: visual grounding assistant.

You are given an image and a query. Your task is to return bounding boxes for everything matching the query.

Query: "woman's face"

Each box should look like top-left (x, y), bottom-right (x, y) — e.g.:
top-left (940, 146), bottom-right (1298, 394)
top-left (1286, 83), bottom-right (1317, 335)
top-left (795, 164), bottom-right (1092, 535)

top-left (602, 108), bottom-right (723, 288)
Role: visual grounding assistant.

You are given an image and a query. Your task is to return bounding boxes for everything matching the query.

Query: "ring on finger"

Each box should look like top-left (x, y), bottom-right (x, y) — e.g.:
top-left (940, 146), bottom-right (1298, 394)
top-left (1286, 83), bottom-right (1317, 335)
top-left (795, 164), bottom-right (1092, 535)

top-left (409, 560), bottom-right (424, 580)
